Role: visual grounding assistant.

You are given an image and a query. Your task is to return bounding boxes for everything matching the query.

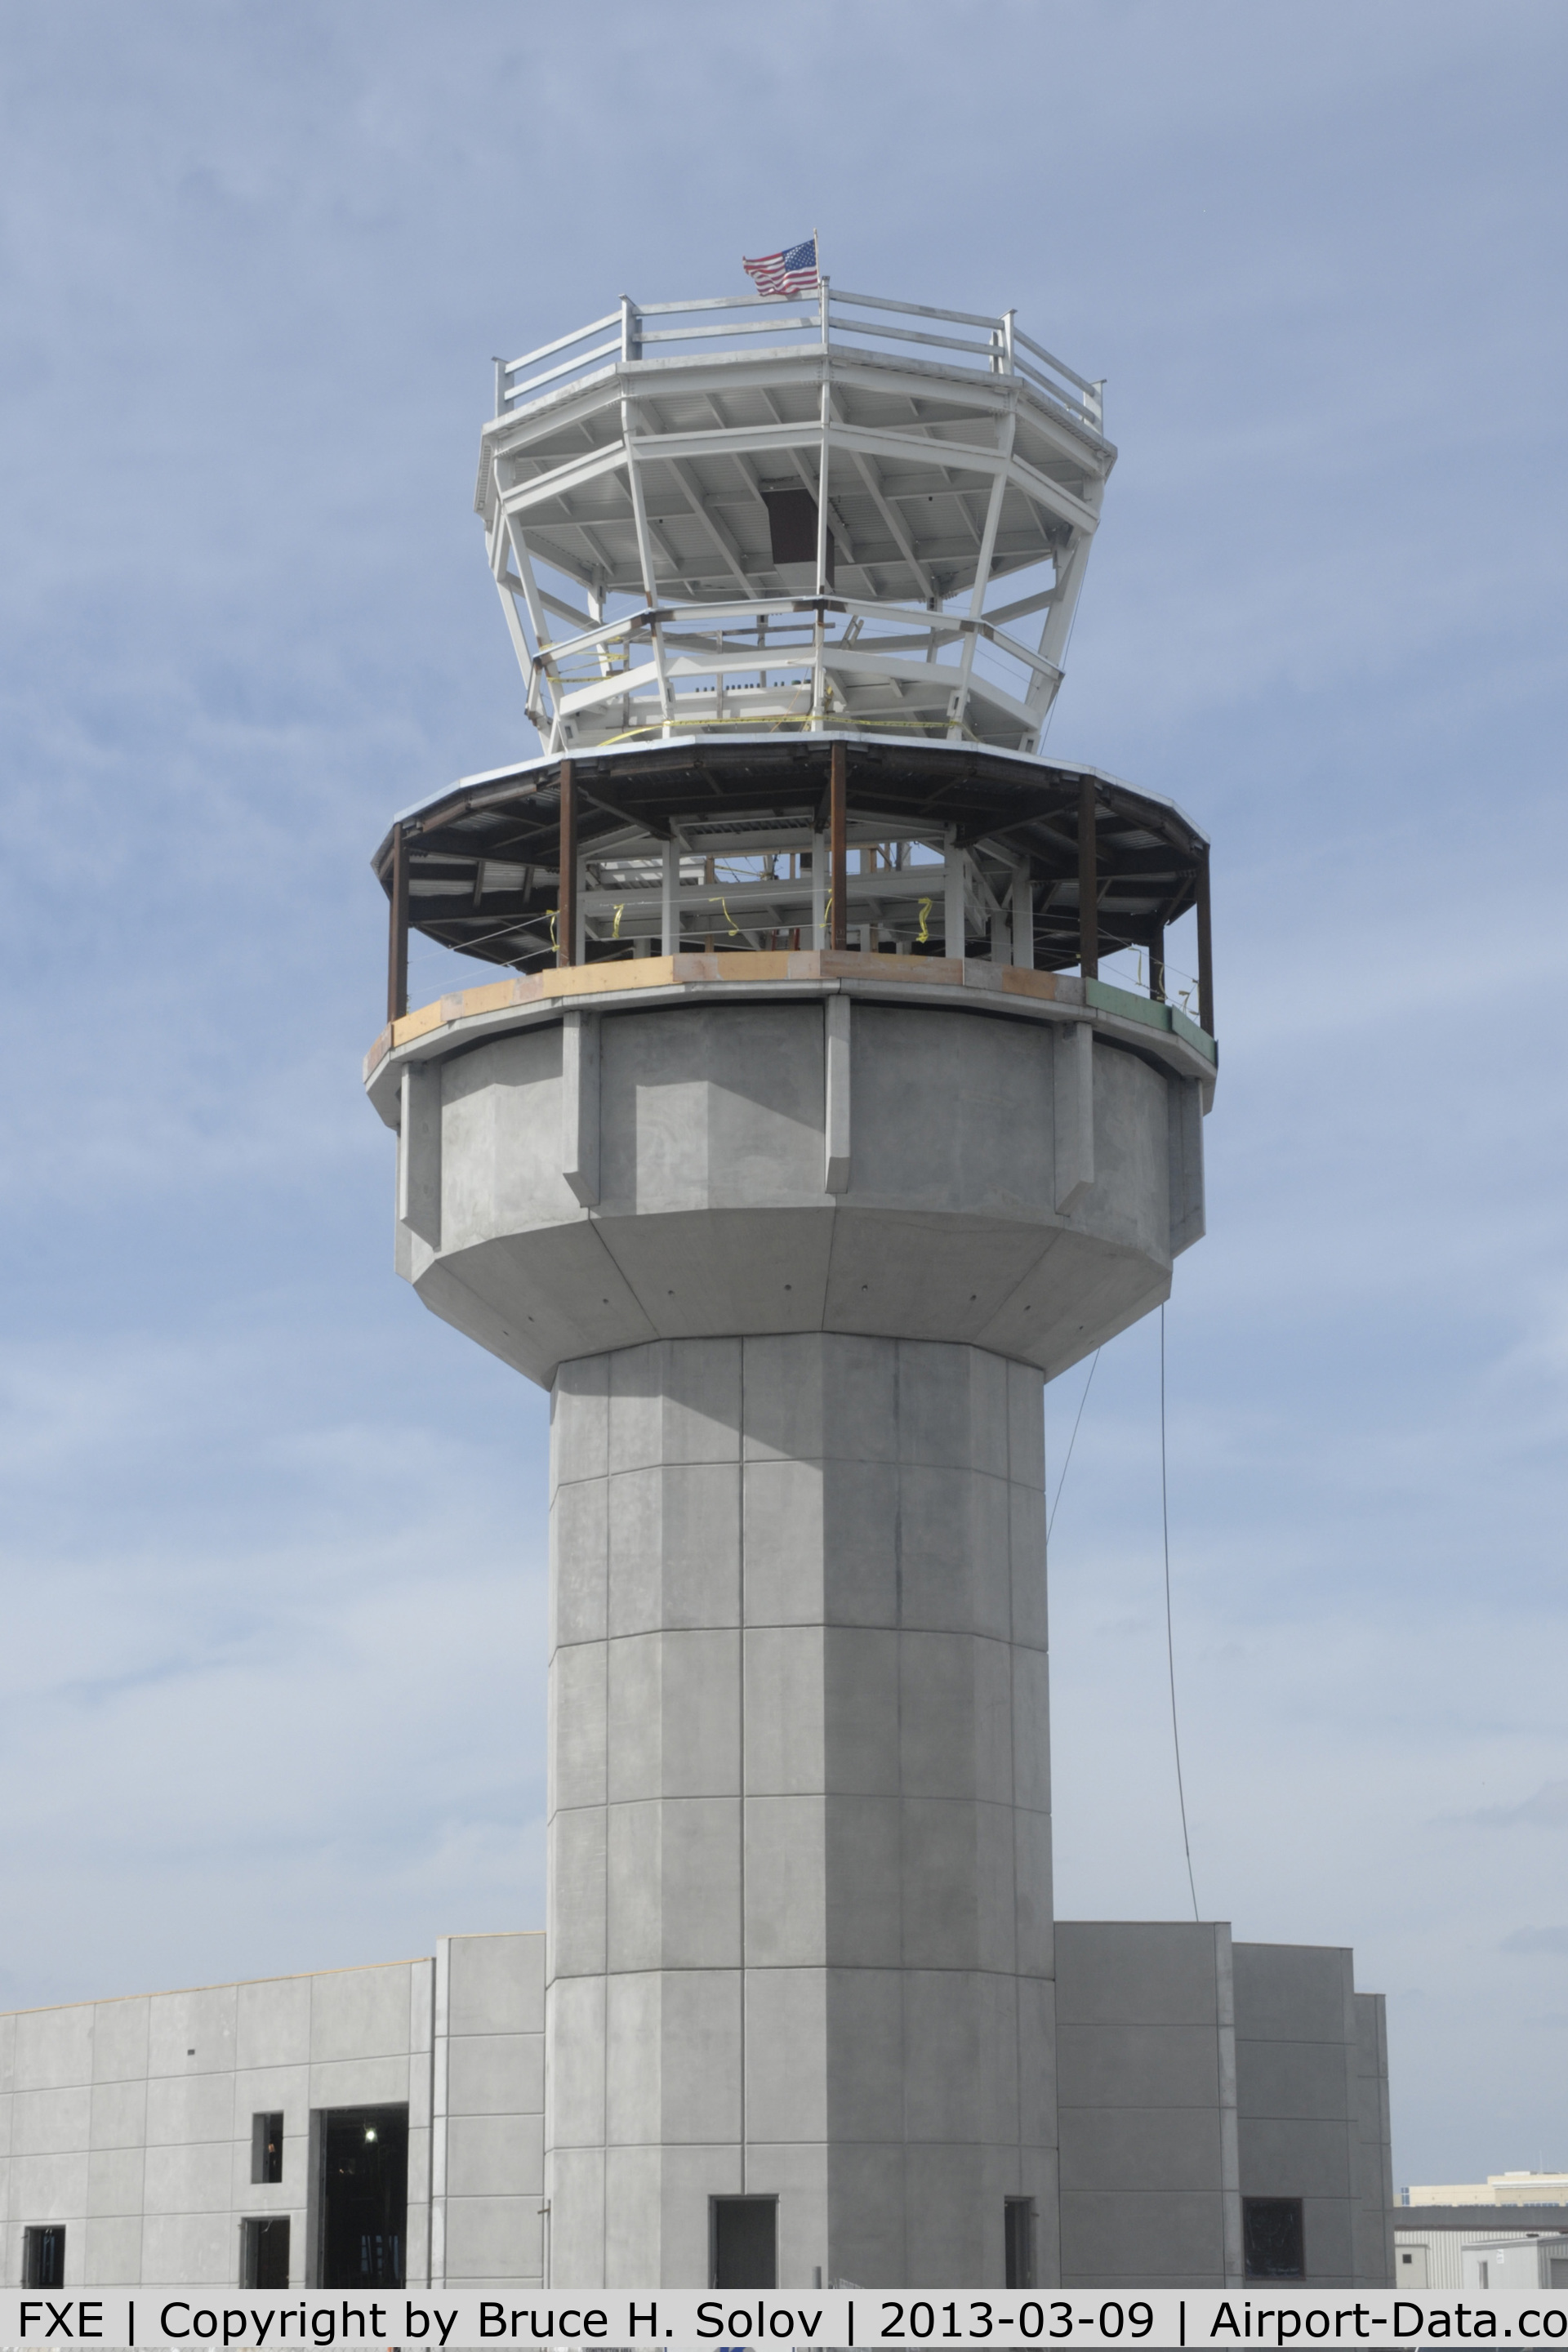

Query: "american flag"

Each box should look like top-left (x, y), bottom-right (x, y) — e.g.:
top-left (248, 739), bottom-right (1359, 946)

top-left (742, 236), bottom-right (820, 298)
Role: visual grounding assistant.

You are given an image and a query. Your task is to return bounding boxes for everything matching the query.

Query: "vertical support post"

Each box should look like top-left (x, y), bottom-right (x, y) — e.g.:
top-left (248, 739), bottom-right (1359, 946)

top-left (828, 741), bottom-right (848, 951)
top-left (560, 1010), bottom-right (600, 1208)
top-left (557, 761), bottom-right (577, 969)
top-left (1010, 866), bottom-right (1034, 969)
top-left (398, 1063), bottom-right (441, 1246)
top-left (1077, 778), bottom-right (1098, 980)
top-left (1150, 925), bottom-right (1165, 1004)
top-left (620, 390), bottom-right (673, 727)
top-left (1196, 846), bottom-right (1214, 1036)
top-left (824, 996), bottom-right (851, 1194)
top-left (812, 377), bottom-right (832, 719)
top-left (1053, 1019), bottom-right (1095, 1214)
top-left (387, 824), bottom-right (409, 1025)
top-left (492, 358), bottom-right (506, 418)
top-left (662, 837), bottom-right (679, 956)
top-left (949, 412), bottom-right (1016, 737)
top-left (943, 833), bottom-right (967, 962)
top-left (620, 296), bottom-right (641, 363)
top-left (811, 832), bottom-right (826, 947)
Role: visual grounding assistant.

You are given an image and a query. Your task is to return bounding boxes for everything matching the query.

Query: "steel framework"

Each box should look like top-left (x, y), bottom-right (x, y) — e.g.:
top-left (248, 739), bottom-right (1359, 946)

top-left (476, 283), bottom-right (1113, 756)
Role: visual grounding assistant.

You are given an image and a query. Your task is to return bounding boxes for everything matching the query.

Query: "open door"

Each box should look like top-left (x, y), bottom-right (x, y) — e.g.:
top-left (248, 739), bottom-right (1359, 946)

top-left (315, 2105), bottom-right (408, 2287)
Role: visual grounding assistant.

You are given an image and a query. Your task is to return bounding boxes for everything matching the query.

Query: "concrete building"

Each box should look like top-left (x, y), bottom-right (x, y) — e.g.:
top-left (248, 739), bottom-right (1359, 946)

top-left (0, 1935), bottom-right (544, 2296)
top-left (2, 1926), bottom-right (1389, 2294)
top-left (1, 278), bottom-right (1395, 2296)
top-left (1407, 2170), bottom-right (1568, 2207)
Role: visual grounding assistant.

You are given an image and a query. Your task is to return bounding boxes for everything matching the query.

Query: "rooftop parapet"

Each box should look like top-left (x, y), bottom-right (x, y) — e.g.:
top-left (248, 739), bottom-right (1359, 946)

top-left (477, 283), bottom-right (1114, 756)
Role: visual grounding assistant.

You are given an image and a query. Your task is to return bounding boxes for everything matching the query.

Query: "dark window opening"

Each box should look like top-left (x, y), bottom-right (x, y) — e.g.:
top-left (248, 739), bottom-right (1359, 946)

top-left (1244, 2197), bottom-right (1305, 2280)
top-left (761, 487), bottom-right (834, 586)
top-left (241, 2216), bottom-right (291, 2289)
top-left (711, 2197), bottom-right (777, 2289)
top-left (1004, 2198), bottom-right (1036, 2288)
top-left (317, 2105), bottom-right (408, 2288)
top-left (23, 2227), bottom-right (66, 2289)
top-left (252, 2111), bottom-right (284, 2185)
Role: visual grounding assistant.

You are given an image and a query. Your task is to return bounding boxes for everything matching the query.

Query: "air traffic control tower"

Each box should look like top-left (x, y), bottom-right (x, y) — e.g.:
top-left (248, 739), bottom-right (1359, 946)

top-left (363, 284), bottom-right (1387, 2293)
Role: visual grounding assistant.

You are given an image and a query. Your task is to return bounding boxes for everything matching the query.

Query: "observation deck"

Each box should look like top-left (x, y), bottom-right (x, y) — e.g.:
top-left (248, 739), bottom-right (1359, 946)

top-left (373, 735), bottom-right (1214, 1041)
top-left (478, 282), bottom-right (1113, 756)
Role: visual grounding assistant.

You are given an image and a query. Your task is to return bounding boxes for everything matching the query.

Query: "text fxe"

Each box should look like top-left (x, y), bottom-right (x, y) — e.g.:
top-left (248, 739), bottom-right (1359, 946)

top-left (8, 2291), bottom-right (1568, 2350)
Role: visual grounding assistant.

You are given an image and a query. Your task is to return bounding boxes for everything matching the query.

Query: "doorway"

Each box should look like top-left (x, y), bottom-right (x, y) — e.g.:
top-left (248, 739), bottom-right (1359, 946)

top-left (315, 2105), bottom-right (408, 2287)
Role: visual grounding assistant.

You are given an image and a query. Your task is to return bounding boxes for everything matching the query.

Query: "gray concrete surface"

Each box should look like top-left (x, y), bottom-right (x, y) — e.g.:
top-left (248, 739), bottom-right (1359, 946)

top-left (1234, 1942), bottom-right (1393, 2288)
top-left (1, 1924), bottom-right (1391, 2291)
top-left (387, 991), bottom-right (1205, 1391)
top-left (432, 1932), bottom-right (546, 2288)
top-left (1056, 1922), bottom-right (1241, 2291)
top-left (0, 1957), bottom-right (435, 2289)
top-left (1058, 1930), bottom-right (1392, 2292)
top-left (546, 1333), bottom-right (1055, 2288)
top-left (0, 1936), bottom-right (550, 2291)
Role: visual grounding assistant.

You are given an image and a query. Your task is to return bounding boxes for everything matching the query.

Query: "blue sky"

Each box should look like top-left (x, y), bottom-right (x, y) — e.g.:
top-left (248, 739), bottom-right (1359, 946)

top-left (2, 0), bottom-right (1565, 2189)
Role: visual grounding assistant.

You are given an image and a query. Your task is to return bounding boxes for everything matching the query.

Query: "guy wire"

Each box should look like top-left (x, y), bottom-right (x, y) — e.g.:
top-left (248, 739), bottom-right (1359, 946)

top-left (1047, 1347), bottom-right (1101, 1543)
top-left (1161, 1302), bottom-right (1200, 1922)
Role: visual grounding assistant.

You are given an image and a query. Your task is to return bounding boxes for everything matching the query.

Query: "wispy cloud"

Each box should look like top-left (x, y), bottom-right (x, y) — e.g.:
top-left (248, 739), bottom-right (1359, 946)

top-left (1476, 1787), bottom-right (1568, 1833)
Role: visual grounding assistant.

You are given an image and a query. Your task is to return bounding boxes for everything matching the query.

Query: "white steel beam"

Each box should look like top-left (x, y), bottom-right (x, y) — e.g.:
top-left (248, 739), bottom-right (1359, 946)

top-left (500, 442), bottom-right (628, 519)
top-left (620, 392), bottom-right (674, 726)
top-left (949, 412), bottom-right (1018, 735)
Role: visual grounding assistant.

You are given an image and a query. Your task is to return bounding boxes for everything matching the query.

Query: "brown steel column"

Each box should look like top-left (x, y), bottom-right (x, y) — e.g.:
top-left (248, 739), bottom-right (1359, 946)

top-left (829, 740), bottom-right (848, 951)
top-left (1196, 845), bottom-right (1214, 1036)
top-left (1077, 777), bottom-right (1098, 979)
top-left (1149, 924), bottom-right (1165, 1004)
top-left (557, 760), bottom-right (577, 967)
top-left (386, 825), bottom-right (409, 1025)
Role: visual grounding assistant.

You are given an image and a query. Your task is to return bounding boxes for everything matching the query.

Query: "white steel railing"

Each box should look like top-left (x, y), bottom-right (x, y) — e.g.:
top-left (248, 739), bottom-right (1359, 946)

top-left (492, 284), bottom-right (1104, 438)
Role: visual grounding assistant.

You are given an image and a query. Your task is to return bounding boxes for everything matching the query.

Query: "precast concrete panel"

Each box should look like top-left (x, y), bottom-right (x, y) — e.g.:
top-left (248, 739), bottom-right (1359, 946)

top-left (1355, 1994), bottom-right (1395, 2288)
top-left (1055, 1922), bottom-right (1241, 2291)
top-left (546, 1334), bottom-right (1054, 2288)
top-left (433, 1933), bottom-right (546, 2289)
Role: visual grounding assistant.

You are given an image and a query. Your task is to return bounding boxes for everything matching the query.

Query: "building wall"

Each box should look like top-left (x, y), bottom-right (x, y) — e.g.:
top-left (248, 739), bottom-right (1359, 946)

top-left (1055, 1922), bottom-right (1241, 2290)
top-left (1393, 2230), bottom-right (1542, 2290)
top-left (432, 1931), bottom-right (546, 2287)
top-left (0, 1936), bottom-right (546, 2292)
top-left (1233, 1941), bottom-right (1392, 2289)
top-left (1462, 2237), bottom-right (1568, 2291)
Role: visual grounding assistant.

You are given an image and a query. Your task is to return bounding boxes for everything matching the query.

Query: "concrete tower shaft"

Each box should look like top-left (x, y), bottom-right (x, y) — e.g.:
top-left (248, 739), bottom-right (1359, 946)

top-left (546, 1331), bottom-right (1052, 2289)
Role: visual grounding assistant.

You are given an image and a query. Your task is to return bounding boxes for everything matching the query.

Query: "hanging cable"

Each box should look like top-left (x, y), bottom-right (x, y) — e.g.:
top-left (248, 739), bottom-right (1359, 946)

top-left (1047, 1347), bottom-right (1100, 1543)
top-left (1161, 1303), bottom-right (1200, 1922)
